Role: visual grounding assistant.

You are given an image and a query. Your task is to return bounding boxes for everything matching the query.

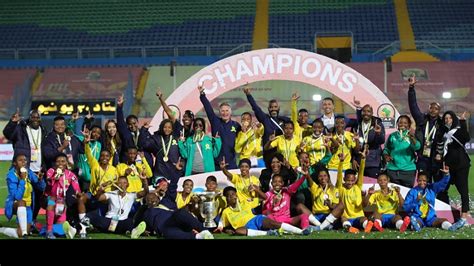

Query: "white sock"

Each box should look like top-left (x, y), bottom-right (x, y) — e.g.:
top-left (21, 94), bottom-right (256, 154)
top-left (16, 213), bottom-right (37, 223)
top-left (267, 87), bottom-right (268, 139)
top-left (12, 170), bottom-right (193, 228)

top-left (395, 220), bottom-right (403, 229)
top-left (320, 214), bottom-right (337, 230)
top-left (375, 219), bottom-right (383, 228)
top-left (343, 221), bottom-right (351, 229)
top-left (17, 206), bottom-right (28, 236)
top-left (80, 224), bottom-right (87, 234)
top-left (246, 229), bottom-right (268, 236)
top-left (281, 223), bottom-right (303, 234)
top-left (441, 221), bottom-right (452, 230)
top-left (79, 213), bottom-right (86, 220)
top-left (362, 220), bottom-right (368, 229)
top-left (0, 227), bottom-right (19, 238)
top-left (309, 215), bottom-right (321, 226)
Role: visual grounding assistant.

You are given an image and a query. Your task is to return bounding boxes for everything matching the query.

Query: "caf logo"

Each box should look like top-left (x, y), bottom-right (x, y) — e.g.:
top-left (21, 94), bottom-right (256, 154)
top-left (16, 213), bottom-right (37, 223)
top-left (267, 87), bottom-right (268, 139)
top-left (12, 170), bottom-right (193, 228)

top-left (377, 103), bottom-right (396, 129)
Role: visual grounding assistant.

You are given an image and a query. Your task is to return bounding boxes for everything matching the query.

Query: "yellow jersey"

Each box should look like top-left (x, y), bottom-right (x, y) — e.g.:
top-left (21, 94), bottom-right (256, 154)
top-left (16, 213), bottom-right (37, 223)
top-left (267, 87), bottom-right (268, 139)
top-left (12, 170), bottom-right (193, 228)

top-left (221, 204), bottom-right (255, 229)
top-left (116, 159), bottom-right (152, 193)
top-left (420, 198), bottom-right (429, 218)
top-left (86, 144), bottom-right (119, 195)
top-left (230, 174), bottom-right (260, 210)
top-left (235, 126), bottom-right (263, 160)
top-left (269, 135), bottom-right (301, 168)
top-left (176, 192), bottom-right (193, 209)
top-left (327, 131), bottom-right (356, 170)
top-left (336, 157), bottom-right (366, 219)
top-left (368, 190), bottom-right (400, 215)
top-left (309, 182), bottom-right (339, 214)
top-left (291, 99), bottom-right (312, 140)
top-left (302, 135), bottom-right (328, 165)
top-left (22, 178), bottom-right (33, 207)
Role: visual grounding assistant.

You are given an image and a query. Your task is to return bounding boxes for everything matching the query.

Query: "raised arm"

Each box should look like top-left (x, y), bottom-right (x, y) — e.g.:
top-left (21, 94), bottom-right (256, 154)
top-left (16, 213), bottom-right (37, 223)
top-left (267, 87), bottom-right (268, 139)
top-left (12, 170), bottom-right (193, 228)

top-left (3, 108), bottom-right (21, 141)
top-left (7, 170), bottom-right (26, 201)
top-left (335, 153), bottom-right (345, 189)
top-left (156, 89), bottom-right (177, 123)
top-left (219, 157), bottom-right (233, 181)
top-left (116, 94), bottom-right (133, 142)
top-left (363, 185), bottom-right (375, 207)
top-left (392, 185), bottom-right (404, 208)
top-left (198, 85), bottom-right (220, 136)
top-left (458, 112), bottom-right (471, 142)
top-left (288, 172), bottom-right (307, 194)
top-left (83, 130), bottom-right (99, 170)
top-left (407, 75), bottom-right (424, 126)
top-left (252, 185), bottom-right (267, 200)
top-left (140, 151), bottom-right (153, 178)
top-left (432, 163), bottom-right (451, 193)
top-left (244, 87), bottom-right (267, 124)
top-left (371, 118), bottom-right (386, 145)
top-left (263, 132), bottom-right (277, 151)
top-left (136, 171), bottom-right (150, 199)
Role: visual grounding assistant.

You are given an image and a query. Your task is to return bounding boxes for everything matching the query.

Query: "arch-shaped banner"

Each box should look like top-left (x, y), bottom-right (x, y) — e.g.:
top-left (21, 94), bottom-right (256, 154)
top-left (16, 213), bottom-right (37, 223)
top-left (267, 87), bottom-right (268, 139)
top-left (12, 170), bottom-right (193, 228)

top-left (150, 48), bottom-right (399, 132)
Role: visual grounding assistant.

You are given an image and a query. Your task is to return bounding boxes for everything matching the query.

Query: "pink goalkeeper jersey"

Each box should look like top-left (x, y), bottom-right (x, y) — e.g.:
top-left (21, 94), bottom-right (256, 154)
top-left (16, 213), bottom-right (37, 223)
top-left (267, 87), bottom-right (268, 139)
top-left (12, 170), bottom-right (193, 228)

top-left (45, 168), bottom-right (81, 199)
top-left (263, 176), bottom-right (305, 221)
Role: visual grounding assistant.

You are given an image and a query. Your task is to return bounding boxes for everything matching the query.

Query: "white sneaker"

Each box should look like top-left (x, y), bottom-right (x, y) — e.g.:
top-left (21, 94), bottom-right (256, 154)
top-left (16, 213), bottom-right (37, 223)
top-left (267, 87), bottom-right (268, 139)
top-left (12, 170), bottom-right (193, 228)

top-left (196, 230), bottom-right (214, 239)
top-left (79, 223), bottom-right (88, 239)
top-left (131, 222), bottom-right (146, 239)
top-left (63, 221), bottom-right (77, 239)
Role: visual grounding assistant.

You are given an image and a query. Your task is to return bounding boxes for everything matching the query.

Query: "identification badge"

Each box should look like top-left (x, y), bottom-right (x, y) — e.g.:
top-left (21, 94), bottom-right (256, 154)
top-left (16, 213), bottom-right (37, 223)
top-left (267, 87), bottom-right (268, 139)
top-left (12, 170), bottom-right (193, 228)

top-left (422, 142), bottom-right (431, 157)
top-left (31, 148), bottom-right (39, 162)
top-left (108, 215), bottom-right (120, 232)
top-left (66, 154), bottom-right (74, 169)
top-left (55, 199), bottom-right (65, 216)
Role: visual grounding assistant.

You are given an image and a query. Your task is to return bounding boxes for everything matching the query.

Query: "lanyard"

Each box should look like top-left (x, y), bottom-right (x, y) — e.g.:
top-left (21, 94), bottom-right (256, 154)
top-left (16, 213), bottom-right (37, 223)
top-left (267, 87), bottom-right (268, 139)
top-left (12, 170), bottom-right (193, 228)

top-left (110, 139), bottom-right (116, 154)
top-left (132, 131), bottom-right (139, 147)
top-left (161, 136), bottom-right (173, 160)
top-left (424, 122), bottom-right (437, 143)
top-left (195, 142), bottom-right (203, 158)
top-left (57, 133), bottom-right (72, 152)
top-left (283, 138), bottom-right (293, 161)
top-left (193, 132), bottom-right (204, 143)
top-left (62, 173), bottom-right (67, 198)
top-left (117, 193), bottom-right (126, 216)
top-left (361, 122), bottom-right (372, 143)
top-left (90, 141), bottom-right (99, 157)
top-left (270, 117), bottom-right (283, 133)
top-left (27, 126), bottom-right (41, 149)
top-left (241, 176), bottom-right (253, 196)
top-left (336, 132), bottom-right (345, 153)
top-left (243, 130), bottom-right (256, 152)
top-left (398, 130), bottom-right (410, 143)
top-left (310, 134), bottom-right (325, 160)
top-left (193, 132), bottom-right (204, 158)
top-left (97, 165), bottom-right (110, 184)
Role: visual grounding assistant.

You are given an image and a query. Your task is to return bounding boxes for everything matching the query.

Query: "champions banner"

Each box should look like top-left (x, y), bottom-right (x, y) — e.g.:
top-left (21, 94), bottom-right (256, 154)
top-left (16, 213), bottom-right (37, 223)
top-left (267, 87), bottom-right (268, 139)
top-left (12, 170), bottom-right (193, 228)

top-left (150, 48), bottom-right (398, 132)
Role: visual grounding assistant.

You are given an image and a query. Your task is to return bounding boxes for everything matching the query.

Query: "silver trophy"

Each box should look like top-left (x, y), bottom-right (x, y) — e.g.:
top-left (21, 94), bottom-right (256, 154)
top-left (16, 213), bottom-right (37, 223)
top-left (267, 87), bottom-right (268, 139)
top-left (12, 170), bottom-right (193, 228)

top-left (197, 192), bottom-right (218, 228)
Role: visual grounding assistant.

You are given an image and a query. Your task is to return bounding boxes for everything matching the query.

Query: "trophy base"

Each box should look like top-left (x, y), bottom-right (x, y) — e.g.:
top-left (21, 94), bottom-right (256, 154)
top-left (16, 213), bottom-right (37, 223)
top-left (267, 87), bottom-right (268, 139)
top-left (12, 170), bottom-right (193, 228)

top-left (203, 220), bottom-right (217, 228)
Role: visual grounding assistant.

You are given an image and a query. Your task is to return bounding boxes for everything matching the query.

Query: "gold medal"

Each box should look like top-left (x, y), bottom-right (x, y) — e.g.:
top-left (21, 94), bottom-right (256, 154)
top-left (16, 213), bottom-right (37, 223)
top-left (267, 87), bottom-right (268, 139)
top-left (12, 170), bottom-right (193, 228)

top-left (161, 136), bottom-right (172, 163)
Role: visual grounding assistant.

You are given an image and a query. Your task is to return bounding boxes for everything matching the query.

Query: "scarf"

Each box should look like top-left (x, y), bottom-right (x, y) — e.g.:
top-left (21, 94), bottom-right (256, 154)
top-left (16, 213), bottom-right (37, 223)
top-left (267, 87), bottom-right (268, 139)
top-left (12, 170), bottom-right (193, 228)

top-left (442, 126), bottom-right (459, 156)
